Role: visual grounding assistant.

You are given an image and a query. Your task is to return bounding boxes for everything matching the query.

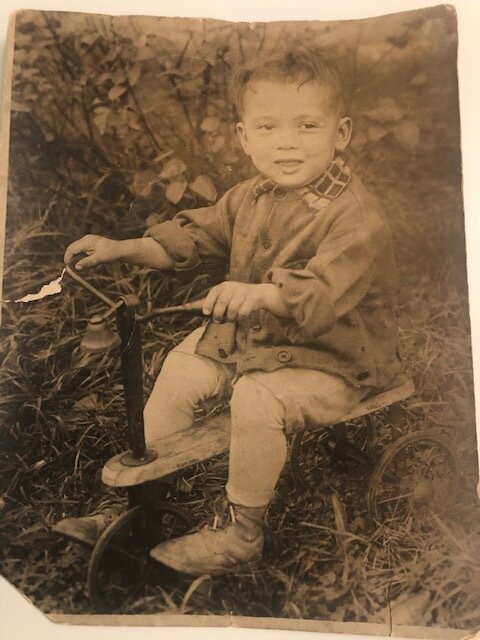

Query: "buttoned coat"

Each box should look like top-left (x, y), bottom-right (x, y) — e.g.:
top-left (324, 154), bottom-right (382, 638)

top-left (146, 171), bottom-right (403, 390)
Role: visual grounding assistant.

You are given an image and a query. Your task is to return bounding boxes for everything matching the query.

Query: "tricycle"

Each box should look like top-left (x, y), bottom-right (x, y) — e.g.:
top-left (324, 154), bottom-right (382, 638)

top-left (54, 264), bottom-right (460, 613)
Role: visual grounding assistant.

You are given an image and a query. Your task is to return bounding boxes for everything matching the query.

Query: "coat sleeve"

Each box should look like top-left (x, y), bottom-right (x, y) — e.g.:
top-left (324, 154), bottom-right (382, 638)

top-left (267, 205), bottom-right (391, 338)
top-left (144, 193), bottom-right (233, 272)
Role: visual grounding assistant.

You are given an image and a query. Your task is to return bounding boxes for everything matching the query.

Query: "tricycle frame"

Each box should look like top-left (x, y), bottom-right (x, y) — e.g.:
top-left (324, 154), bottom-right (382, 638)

top-left (62, 265), bottom-right (460, 613)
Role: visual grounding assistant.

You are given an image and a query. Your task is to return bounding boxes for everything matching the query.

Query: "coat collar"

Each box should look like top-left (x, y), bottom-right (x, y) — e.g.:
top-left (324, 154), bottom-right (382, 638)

top-left (253, 157), bottom-right (351, 211)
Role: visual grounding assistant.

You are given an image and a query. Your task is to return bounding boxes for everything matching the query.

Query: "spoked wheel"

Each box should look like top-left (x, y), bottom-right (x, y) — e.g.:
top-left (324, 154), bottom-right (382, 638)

top-left (367, 429), bottom-right (460, 530)
top-left (290, 419), bottom-right (374, 492)
top-left (87, 502), bottom-right (194, 612)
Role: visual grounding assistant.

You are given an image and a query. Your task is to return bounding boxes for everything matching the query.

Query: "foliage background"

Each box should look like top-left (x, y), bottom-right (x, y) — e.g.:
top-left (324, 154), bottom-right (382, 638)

top-left (0, 4), bottom-right (479, 630)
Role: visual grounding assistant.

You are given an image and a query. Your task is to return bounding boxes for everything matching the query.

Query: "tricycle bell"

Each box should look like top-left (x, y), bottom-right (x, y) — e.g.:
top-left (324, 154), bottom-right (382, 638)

top-left (80, 315), bottom-right (120, 353)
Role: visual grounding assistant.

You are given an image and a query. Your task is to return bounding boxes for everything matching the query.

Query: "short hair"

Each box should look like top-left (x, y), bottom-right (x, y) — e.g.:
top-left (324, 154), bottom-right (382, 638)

top-left (230, 48), bottom-right (346, 118)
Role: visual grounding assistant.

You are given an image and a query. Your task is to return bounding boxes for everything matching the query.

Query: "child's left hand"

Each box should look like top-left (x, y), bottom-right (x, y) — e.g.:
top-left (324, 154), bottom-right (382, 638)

top-left (202, 281), bottom-right (290, 322)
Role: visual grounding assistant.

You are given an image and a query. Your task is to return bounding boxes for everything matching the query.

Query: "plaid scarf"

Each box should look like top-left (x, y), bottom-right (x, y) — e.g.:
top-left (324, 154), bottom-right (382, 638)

top-left (253, 156), bottom-right (351, 211)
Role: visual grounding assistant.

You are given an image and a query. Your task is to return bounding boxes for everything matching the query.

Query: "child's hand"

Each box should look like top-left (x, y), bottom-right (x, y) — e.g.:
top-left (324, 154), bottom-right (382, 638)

top-left (64, 235), bottom-right (120, 270)
top-left (202, 281), bottom-right (290, 322)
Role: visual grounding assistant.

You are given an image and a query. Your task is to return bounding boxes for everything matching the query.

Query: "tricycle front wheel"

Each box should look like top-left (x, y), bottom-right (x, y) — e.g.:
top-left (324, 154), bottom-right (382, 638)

top-left (87, 502), bottom-right (194, 612)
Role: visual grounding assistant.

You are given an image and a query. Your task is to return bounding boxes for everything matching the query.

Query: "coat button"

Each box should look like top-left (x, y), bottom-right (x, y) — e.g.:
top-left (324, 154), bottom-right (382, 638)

top-left (262, 239), bottom-right (271, 250)
top-left (356, 371), bottom-right (370, 381)
top-left (272, 186), bottom-right (286, 198)
top-left (218, 348), bottom-right (228, 359)
top-left (250, 324), bottom-right (261, 332)
top-left (276, 349), bottom-right (292, 363)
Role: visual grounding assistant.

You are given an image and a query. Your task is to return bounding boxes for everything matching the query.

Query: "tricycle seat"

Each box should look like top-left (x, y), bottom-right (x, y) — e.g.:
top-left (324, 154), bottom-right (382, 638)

top-left (102, 374), bottom-right (415, 488)
top-left (102, 411), bottom-right (231, 488)
top-left (342, 373), bottom-right (414, 422)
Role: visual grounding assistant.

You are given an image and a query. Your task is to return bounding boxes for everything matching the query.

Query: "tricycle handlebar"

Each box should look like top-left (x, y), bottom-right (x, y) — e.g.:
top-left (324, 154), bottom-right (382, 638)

top-left (65, 261), bottom-right (206, 321)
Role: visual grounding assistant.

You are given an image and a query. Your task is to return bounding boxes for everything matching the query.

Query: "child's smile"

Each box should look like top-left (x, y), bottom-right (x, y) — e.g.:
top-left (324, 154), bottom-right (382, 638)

top-left (236, 79), bottom-right (351, 189)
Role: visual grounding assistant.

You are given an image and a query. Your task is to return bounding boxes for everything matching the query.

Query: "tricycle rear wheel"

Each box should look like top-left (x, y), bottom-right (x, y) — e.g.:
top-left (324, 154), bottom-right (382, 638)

top-left (367, 429), bottom-right (459, 530)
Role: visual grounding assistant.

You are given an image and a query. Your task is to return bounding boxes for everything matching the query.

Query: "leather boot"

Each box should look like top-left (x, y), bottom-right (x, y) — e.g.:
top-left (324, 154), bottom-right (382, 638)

top-left (150, 498), bottom-right (266, 576)
top-left (52, 476), bottom-right (178, 546)
top-left (51, 504), bottom-right (125, 546)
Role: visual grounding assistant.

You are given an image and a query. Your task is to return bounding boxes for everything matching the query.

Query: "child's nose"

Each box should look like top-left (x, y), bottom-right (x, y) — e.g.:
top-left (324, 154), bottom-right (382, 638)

top-left (277, 141), bottom-right (298, 150)
top-left (277, 129), bottom-right (300, 149)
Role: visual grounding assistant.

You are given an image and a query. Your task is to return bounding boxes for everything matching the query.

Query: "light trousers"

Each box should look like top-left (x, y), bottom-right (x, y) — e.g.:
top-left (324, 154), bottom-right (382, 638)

top-left (144, 327), bottom-right (367, 508)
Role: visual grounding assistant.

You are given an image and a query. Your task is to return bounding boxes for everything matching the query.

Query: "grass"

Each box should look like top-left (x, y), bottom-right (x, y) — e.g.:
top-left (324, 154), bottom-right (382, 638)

top-left (1, 89), bottom-right (480, 632)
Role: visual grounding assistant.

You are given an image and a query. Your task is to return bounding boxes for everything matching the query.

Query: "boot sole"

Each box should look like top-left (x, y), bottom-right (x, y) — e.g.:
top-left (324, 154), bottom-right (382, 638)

top-left (51, 523), bottom-right (97, 547)
top-left (149, 547), bottom-right (261, 576)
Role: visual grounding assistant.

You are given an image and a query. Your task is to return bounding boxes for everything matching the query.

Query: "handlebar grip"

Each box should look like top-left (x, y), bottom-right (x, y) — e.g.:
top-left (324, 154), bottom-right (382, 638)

top-left (138, 298), bottom-right (207, 322)
top-left (180, 299), bottom-right (205, 313)
top-left (65, 262), bottom-right (118, 309)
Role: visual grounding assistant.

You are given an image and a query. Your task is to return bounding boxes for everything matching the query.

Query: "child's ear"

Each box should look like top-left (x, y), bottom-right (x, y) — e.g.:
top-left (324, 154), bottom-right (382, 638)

top-left (335, 117), bottom-right (353, 152)
top-left (236, 122), bottom-right (251, 156)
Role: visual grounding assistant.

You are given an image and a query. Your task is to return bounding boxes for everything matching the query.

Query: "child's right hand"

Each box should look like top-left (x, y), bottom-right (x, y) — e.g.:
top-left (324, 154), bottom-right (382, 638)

top-left (64, 234), bottom-right (120, 270)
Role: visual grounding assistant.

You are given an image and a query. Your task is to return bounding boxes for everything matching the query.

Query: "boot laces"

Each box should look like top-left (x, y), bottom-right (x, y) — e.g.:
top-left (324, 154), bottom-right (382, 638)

top-left (209, 497), bottom-right (236, 531)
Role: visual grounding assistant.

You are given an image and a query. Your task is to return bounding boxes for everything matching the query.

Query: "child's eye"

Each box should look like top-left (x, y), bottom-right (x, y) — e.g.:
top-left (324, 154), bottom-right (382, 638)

top-left (256, 124), bottom-right (275, 131)
top-left (299, 123), bottom-right (318, 130)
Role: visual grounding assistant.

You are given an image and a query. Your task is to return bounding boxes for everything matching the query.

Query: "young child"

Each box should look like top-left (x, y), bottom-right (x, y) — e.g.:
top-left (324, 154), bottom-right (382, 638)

top-left (57, 48), bottom-right (402, 575)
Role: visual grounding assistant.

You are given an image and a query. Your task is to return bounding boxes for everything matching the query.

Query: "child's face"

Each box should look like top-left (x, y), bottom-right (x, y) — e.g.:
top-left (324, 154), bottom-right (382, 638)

top-left (236, 79), bottom-right (351, 188)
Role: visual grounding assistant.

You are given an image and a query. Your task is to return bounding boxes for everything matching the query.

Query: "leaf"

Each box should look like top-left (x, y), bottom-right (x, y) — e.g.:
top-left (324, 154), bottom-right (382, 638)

top-left (165, 180), bottom-right (187, 204)
top-left (104, 47), bottom-right (119, 63)
top-left (81, 33), bottom-right (99, 46)
top-left (200, 116), bottom-right (221, 132)
top-left (112, 68), bottom-right (126, 84)
top-left (21, 68), bottom-right (39, 79)
top-left (108, 85), bottom-right (127, 101)
top-left (92, 107), bottom-right (110, 135)
top-left (189, 175), bottom-right (217, 201)
top-left (97, 71), bottom-right (112, 84)
top-left (127, 114), bottom-right (141, 131)
top-left (41, 128), bottom-right (55, 143)
top-left (128, 64), bottom-right (141, 86)
top-left (409, 72), bottom-right (428, 88)
top-left (365, 98), bottom-right (405, 124)
top-left (26, 50), bottom-right (40, 65)
top-left (73, 394), bottom-right (99, 412)
top-left (15, 33), bottom-right (32, 47)
top-left (159, 158), bottom-right (187, 180)
top-left (132, 169), bottom-right (160, 195)
top-left (394, 121), bottom-right (420, 151)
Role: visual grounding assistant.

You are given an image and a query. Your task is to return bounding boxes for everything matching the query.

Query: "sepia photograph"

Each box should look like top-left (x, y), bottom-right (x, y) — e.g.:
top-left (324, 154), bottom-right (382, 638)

top-left (0, 2), bottom-right (479, 638)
